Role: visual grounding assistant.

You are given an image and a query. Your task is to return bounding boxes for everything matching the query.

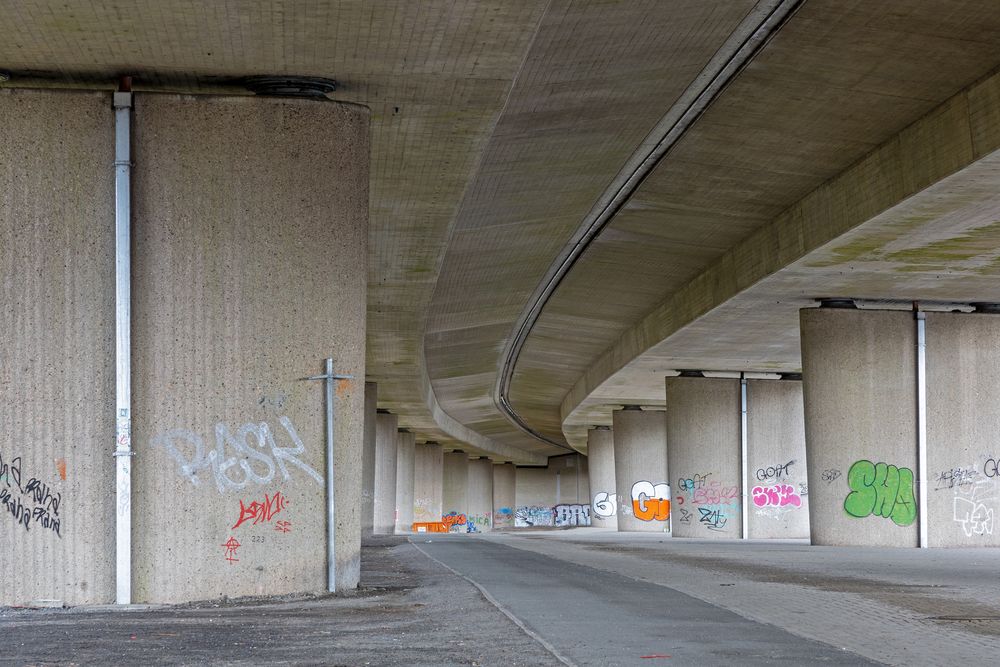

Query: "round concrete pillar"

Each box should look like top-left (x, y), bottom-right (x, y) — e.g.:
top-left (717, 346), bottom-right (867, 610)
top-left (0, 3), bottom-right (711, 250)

top-left (467, 458), bottom-right (494, 533)
top-left (361, 382), bottom-right (377, 536)
top-left (612, 409), bottom-right (669, 532)
top-left (394, 430), bottom-right (415, 534)
top-left (801, 308), bottom-right (917, 547)
top-left (373, 411), bottom-right (399, 535)
top-left (746, 379), bottom-right (809, 539)
top-left (587, 427), bottom-right (618, 530)
top-left (443, 451), bottom-right (470, 532)
top-left (413, 443), bottom-right (443, 524)
top-left (666, 377), bottom-right (741, 539)
top-left (492, 463), bottom-right (516, 528)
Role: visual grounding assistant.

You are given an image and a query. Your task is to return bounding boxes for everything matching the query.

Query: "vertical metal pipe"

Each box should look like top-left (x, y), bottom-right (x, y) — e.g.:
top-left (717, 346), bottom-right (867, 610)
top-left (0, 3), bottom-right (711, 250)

top-left (113, 88), bottom-right (133, 605)
top-left (916, 312), bottom-right (928, 548)
top-left (740, 375), bottom-right (749, 540)
top-left (324, 357), bottom-right (337, 592)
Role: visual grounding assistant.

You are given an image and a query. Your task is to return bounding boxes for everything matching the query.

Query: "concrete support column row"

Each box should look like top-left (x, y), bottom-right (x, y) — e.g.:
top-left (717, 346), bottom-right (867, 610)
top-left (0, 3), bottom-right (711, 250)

top-left (394, 430), bottom-right (415, 534)
top-left (373, 411), bottom-right (399, 535)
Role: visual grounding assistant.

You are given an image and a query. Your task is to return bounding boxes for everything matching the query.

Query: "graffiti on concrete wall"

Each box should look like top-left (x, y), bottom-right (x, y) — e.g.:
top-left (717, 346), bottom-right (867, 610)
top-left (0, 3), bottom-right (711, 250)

top-left (467, 514), bottom-right (491, 531)
top-left (752, 484), bottom-right (801, 508)
top-left (675, 472), bottom-right (738, 532)
top-left (821, 469), bottom-right (842, 484)
top-left (554, 504), bottom-right (591, 526)
top-left (0, 451), bottom-right (62, 538)
top-left (630, 481), bottom-right (670, 521)
top-left (592, 491), bottom-right (617, 519)
top-left (233, 490), bottom-right (289, 529)
top-left (936, 466), bottom-right (979, 491)
top-left (442, 512), bottom-right (467, 532)
top-left (222, 536), bottom-right (241, 563)
top-left (843, 459), bottom-right (916, 526)
top-left (514, 506), bottom-right (554, 527)
top-left (494, 506), bottom-right (513, 527)
top-left (151, 416), bottom-right (323, 494)
top-left (953, 479), bottom-right (995, 537)
top-left (755, 460), bottom-right (795, 482)
top-left (698, 506), bottom-right (727, 531)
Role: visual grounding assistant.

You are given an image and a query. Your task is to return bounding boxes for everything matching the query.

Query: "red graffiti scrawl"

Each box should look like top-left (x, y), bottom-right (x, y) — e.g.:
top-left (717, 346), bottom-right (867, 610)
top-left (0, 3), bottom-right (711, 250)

top-left (222, 536), bottom-right (241, 563)
top-left (232, 491), bottom-right (288, 529)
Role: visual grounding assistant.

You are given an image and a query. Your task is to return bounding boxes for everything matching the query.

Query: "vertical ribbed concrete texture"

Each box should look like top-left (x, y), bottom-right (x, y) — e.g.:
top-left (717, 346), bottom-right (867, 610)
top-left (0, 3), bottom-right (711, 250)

top-left (373, 412), bottom-right (398, 535)
top-left (925, 312), bottom-right (1000, 547)
top-left (746, 380), bottom-right (809, 539)
top-left (492, 463), bottom-right (516, 528)
top-left (0, 89), bottom-right (114, 606)
top-left (394, 430), bottom-right (415, 534)
top-left (131, 94), bottom-right (369, 603)
top-left (442, 452), bottom-right (469, 531)
top-left (361, 382), bottom-right (377, 536)
top-left (801, 308), bottom-right (918, 547)
top-left (666, 378), bottom-right (741, 539)
top-left (587, 428), bottom-right (618, 530)
top-left (413, 443), bottom-right (443, 524)
top-left (466, 458), bottom-right (493, 533)
top-left (613, 409), bottom-right (669, 532)
top-left (513, 455), bottom-right (591, 527)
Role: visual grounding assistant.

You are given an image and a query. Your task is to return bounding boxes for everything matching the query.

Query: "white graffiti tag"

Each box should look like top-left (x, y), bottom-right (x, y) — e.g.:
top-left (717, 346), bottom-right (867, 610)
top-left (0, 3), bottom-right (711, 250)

top-left (953, 480), bottom-right (995, 537)
top-left (151, 416), bottom-right (323, 494)
top-left (593, 491), bottom-right (617, 518)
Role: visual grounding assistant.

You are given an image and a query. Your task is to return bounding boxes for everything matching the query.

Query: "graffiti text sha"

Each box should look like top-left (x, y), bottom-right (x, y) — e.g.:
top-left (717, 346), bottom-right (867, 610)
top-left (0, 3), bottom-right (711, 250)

top-left (152, 416), bottom-right (323, 494)
top-left (843, 459), bottom-right (916, 526)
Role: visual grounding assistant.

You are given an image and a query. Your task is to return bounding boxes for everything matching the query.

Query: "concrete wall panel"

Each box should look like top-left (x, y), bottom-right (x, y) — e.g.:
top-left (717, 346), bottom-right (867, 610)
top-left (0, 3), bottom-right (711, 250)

top-left (131, 95), bottom-right (368, 602)
top-left (746, 380), bottom-right (809, 539)
top-left (801, 308), bottom-right (918, 547)
top-left (361, 382), bottom-right (377, 536)
top-left (0, 89), bottom-right (115, 606)
top-left (514, 455), bottom-right (590, 527)
top-left (492, 463), bottom-right (516, 528)
top-left (442, 452), bottom-right (469, 531)
top-left (394, 430), bottom-right (415, 534)
top-left (467, 458), bottom-right (493, 532)
top-left (613, 409), bottom-right (669, 532)
top-left (373, 412), bottom-right (398, 535)
top-left (666, 378), bottom-right (741, 539)
top-left (587, 428), bottom-right (618, 530)
top-left (413, 443), bottom-right (443, 524)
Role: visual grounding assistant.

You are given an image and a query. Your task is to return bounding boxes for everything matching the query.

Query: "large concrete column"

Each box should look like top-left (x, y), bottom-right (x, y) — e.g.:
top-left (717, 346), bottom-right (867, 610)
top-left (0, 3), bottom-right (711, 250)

top-left (492, 463), bottom-right (516, 528)
top-left (133, 94), bottom-right (369, 602)
top-left (925, 311), bottom-right (1000, 547)
top-left (801, 308), bottom-right (917, 547)
top-left (746, 379), bottom-right (809, 539)
top-left (394, 430), bottom-right (415, 534)
top-left (373, 411), bottom-right (399, 535)
top-left (612, 409), bottom-right (669, 532)
top-left (666, 378), bottom-right (741, 539)
top-left (442, 451), bottom-right (470, 532)
top-left (0, 89), bottom-right (115, 607)
top-left (587, 427), bottom-right (618, 530)
top-left (413, 442), bottom-right (443, 524)
top-left (361, 382), bottom-right (377, 536)
top-left (467, 458), bottom-right (494, 533)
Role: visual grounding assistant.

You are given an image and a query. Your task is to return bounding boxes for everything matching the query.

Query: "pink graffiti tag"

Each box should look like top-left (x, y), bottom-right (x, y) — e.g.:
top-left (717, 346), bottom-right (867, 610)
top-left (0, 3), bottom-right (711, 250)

top-left (222, 536), bottom-right (241, 563)
top-left (232, 491), bottom-right (288, 529)
top-left (751, 484), bottom-right (801, 508)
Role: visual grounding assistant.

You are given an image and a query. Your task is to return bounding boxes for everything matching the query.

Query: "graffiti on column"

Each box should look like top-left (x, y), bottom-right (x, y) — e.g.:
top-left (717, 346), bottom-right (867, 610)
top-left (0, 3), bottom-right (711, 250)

top-left (935, 465), bottom-right (978, 491)
top-left (592, 491), bottom-right (617, 519)
top-left (843, 459), bottom-right (916, 526)
top-left (953, 478), bottom-right (995, 537)
top-left (514, 506), bottom-right (554, 527)
top-left (755, 460), bottom-right (795, 481)
top-left (442, 512), bottom-right (468, 532)
top-left (467, 514), bottom-right (492, 531)
top-left (676, 472), bottom-right (737, 532)
top-left (751, 484), bottom-right (801, 508)
top-left (821, 469), bottom-right (842, 484)
top-left (0, 450), bottom-right (62, 538)
top-left (630, 481), bottom-right (670, 521)
top-left (232, 490), bottom-right (288, 529)
top-left (554, 504), bottom-right (591, 526)
top-left (494, 506), bottom-right (514, 527)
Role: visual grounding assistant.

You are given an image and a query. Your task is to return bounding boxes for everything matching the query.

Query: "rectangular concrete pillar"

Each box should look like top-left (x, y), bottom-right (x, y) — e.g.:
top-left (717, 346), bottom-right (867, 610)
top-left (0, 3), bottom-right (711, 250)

top-left (361, 382), bottom-right (377, 536)
top-left (587, 427), bottom-right (618, 530)
top-left (613, 409), bottom-right (669, 532)
top-left (492, 463), bottom-right (516, 528)
top-left (442, 451), bottom-right (470, 532)
top-left (467, 458), bottom-right (493, 532)
top-left (132, 94), bottom-right (369, 602)
top-left (394, 430), bottom-right (415, 534)
top-left (373, 412), bottom-right (398, 535)
top-left (801, 308), bottom-right (918, 547)
top-left (0, 89), bottom-right (115, 606)
top-left (413, 443), bottom-right (443, 524)
top-left (666, 378), bottom-right (741, 538)
top-left (746, 379), bottom-right (809, 539)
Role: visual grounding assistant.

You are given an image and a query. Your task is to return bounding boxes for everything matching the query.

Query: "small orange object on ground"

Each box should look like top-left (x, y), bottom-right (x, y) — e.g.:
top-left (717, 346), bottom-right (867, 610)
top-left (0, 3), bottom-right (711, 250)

top-left (412, 522), bottom-right (448, 533)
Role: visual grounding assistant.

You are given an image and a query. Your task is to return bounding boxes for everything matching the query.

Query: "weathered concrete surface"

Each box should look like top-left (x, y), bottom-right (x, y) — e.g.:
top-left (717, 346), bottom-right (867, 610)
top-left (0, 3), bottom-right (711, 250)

top-left (441, 451), bottom-right (469, 531)
top-left (666, 378), bottom-right (741, 539)
top-left (373, 412), bottom-right (399, 535)
top-left (587, 427), bottom-right (618, 530)
top-left (412, 443), bottom-right (443, 524)
top-left (361, 382), bottom-right (377, 536)
top-left (801, 308), bottom-right (918, 548)
top-left (467, 458), bottom-right (493, 533)
top-left (393, 430), bottom-right (415, 535)
top-left (492, 462), bottom-right (516, 529)
top-left (925, 312), bottom-right (1000, 547)
top-left (0, 89), bottom-right (114, 606)
top-left (0, 536), bottom-right (562, 666)
top-left (746, 379), bottom-right (809, 539)
top-left (613, 409), bottom-right (669, 532)
top-left (131, 94), bottom-right (368, 602)
top-left (514, 454), bottom-right (590, 528)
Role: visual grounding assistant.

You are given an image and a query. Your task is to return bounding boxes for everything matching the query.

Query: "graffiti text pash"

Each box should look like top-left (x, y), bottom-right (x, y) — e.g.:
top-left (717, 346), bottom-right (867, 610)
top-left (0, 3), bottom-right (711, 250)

top-left (843, 459), bottom-right (916, 526)
top-left (152, 416), bottom-right (323, 494)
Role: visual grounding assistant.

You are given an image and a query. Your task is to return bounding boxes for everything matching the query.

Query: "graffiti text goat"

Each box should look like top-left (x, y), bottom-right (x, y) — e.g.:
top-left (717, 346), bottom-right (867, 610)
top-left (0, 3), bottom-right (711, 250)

top-left (151, 416), bottom-right (323, 494)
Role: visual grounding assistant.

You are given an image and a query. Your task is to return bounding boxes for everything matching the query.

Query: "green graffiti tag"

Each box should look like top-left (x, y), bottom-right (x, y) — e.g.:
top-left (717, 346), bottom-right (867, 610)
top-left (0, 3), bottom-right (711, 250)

top-left (843, 459), bottom-right (916, 526)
